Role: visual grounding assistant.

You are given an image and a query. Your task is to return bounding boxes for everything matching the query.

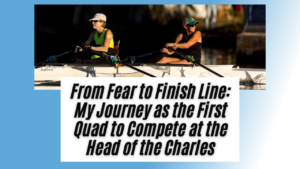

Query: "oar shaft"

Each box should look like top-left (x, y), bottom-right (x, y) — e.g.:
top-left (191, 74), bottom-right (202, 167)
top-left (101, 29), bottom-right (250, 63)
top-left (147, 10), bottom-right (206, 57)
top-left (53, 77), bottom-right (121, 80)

top-left (125, 51), bottom-right (159, 63)
top-left (56, 50), bottom-right (73, 57)
top-left (168, 47), bottom-right (224, 77)
top-left (90, 50), bottom-right (156, 77)
top-left (136, 51), bottom-right (159, 59)
top-left (35, 50), bottom-right (73, 68)
top-left (89, 49), bottom-right (107, 57)
top-left (118, 61), bottom-right (156, 77)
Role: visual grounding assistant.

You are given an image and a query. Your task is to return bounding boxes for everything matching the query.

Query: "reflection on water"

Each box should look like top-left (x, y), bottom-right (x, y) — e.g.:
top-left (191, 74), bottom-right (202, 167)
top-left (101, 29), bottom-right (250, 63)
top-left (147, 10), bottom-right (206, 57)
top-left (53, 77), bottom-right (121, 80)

top-left (240, 84), bottom-right (266, 90)
top-left (202, 48), bottom-right (266, 90)
top-left (201, 48), bottom-right (236, 65)
top-left (202, 48), bottom-right (265, 90)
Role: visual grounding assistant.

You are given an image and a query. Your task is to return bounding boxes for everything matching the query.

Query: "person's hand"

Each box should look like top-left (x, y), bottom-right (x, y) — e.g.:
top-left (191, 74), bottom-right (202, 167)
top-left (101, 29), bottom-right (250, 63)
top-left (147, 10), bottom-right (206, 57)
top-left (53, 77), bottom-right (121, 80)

top-left (77, 46), bottom-right (83, 52)
top-left (80, 43), bottom-right (91, 51)
top-left (164, 43), bottom-right (173, 48)
top-left (160, 48), bottom-right (167, 53)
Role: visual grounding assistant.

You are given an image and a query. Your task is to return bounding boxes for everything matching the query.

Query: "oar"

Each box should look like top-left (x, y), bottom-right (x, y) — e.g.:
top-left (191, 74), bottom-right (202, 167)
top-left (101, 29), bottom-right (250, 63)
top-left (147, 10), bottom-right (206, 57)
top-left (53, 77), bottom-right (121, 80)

top-left (167, 47), bottom-right (224, 77)
top-left (89, 49), bottom-right (156, 77)
top-left (35, 50), bottom-right (73, 68)
top-left (124, 51), bottom-right (159, 63)
top-left (35, 46), bottom-right (79, 68)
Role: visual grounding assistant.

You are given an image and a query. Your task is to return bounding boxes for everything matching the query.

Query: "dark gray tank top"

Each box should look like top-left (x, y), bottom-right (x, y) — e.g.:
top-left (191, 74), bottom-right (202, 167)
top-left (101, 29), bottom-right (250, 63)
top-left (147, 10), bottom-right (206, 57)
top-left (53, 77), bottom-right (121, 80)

top-left (178, 32), bottom-right (202, 63)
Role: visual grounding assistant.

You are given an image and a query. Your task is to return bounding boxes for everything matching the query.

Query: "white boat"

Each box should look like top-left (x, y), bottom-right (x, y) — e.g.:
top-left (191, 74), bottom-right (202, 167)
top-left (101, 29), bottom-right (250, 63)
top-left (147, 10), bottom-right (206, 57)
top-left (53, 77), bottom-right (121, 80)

top-left (34, 63), bottom-right (266, 90)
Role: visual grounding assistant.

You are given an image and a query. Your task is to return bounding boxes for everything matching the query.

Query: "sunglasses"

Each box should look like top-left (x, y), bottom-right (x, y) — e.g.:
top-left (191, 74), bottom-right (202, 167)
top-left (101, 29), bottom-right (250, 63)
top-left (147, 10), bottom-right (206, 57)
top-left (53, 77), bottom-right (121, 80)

top-left (187, 24), bottom-right (196, 27)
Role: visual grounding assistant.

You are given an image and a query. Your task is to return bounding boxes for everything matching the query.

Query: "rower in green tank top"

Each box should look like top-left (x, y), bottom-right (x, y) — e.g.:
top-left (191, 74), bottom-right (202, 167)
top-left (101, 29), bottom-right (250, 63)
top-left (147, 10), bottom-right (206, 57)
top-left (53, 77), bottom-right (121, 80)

top-left (94, 29), bottom-right (114, 48)
top-left (79, 13), bottom-right (114, 60)
top-left (91, 28), bottom-right (114, 59)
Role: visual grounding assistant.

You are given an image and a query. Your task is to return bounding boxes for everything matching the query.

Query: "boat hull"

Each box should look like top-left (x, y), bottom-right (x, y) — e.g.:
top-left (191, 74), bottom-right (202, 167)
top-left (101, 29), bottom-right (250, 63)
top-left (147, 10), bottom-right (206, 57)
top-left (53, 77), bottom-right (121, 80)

top-left (34, 63), bottom-right (266, 89)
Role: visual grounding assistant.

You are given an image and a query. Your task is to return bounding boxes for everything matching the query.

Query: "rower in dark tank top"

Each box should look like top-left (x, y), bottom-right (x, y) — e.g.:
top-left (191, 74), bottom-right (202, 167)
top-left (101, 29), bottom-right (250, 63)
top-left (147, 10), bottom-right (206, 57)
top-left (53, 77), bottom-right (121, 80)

top-left (157, 17), bottom-right (202, 64)
top-left (178, 32), bottom-right (202, 63)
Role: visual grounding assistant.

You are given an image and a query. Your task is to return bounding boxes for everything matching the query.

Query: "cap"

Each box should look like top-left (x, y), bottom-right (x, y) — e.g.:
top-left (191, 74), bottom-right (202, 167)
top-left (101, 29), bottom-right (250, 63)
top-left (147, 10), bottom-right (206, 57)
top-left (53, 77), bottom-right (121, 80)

top-left (182, 17), bottom-right (199, 26)
top-left (89, 13), bottom-right (107, 22)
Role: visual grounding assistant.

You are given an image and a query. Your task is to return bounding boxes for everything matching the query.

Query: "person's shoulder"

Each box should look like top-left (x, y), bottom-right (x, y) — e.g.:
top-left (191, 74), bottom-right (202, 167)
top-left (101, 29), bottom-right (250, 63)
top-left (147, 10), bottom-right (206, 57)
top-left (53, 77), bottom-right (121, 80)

top-left (105, 29), bottom-right (113, 35)
top-left (175, 33), bottom-right (183, 42)
top-left (105, 29), bottom-right (113, 38)
top-left (105, 29), bottom-right (112, 33)
top-left (90, 30), bottom-right (96, 35)
top-left (177, 33), bottom-right (183, 38)
top-left (194, 30), bottom-right (201, 34)
top-left (88, 30), bottom-right (96, 39)
top-left (192, 30), bottom-right (201, 38)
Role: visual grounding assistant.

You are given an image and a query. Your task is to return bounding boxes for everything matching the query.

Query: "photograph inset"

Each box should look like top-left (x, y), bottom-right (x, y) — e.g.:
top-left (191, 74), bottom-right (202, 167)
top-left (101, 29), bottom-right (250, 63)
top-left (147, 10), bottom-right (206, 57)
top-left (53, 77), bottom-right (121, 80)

top-left (34, 5), bottom-right (266, 90)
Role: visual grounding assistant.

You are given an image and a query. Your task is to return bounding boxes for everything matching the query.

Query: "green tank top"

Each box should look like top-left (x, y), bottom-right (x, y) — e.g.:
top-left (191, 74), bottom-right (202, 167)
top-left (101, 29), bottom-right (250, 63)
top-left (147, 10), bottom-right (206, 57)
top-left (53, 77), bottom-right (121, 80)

top-left (94, 28), bottom-right (114, 48)
top-left (91, 29), bottom-right (114, 59)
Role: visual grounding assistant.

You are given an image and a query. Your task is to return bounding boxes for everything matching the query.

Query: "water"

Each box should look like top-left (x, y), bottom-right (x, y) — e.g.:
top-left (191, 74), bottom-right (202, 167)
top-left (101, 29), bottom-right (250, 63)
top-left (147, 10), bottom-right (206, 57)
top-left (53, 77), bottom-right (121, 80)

top-left (201, 48), bottom-right (265, 90)
top-left (240, 84), bottom-right (265, 90)
top-left (239, 71), bottom-right (266, 90)
top-left (201, 48), bottom-right (236, 65)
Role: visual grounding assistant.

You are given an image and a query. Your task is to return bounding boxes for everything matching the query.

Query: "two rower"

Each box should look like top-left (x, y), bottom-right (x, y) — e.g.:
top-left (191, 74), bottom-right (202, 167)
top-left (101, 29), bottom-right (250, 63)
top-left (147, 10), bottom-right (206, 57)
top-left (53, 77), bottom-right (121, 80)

top-left (78, 14), bottom-right (202, 64)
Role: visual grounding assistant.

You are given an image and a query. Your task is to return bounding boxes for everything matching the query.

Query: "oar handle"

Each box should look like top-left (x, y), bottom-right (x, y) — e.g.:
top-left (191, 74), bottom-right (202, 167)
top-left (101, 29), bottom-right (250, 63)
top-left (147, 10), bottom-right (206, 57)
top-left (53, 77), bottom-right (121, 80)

top-left (167, 47), bottom-right (224, 77)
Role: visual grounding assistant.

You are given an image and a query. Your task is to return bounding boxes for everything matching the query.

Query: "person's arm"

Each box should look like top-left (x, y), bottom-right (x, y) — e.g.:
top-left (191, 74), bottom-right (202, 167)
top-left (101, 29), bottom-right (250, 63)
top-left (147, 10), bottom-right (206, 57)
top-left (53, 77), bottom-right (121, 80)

top-left (85, 31), bottom-right (95, 45)
top-left (161, 34), bottom-right (183, 55)
top-left (78, 31), bottom-right (95, 51)
top-left (164, 31), bottom-right (201, 49)
top-left (91, 30), bottom-right (113, 53)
